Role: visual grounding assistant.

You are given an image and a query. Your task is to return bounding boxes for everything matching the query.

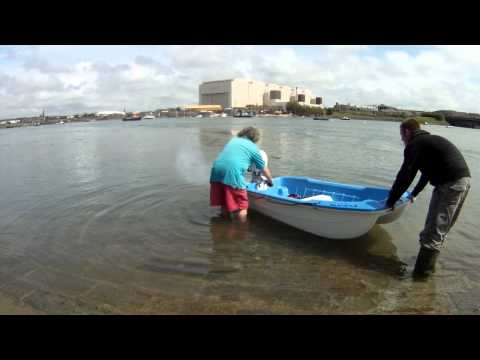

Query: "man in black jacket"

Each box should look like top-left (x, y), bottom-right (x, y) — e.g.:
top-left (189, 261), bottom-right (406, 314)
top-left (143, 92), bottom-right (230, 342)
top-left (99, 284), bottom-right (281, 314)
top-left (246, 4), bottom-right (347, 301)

top-left (386, 119), bottom-right (471, 279)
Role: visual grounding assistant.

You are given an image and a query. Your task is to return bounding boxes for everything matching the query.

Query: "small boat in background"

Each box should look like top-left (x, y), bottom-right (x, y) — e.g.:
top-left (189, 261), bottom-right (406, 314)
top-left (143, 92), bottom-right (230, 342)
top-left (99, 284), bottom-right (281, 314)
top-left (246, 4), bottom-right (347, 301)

top-left (123, 112), bottom-right (142, 121)
top-left (233, 110), bottom-right (256, 118)
top-left (247, 176), bottom-right (410, 239)
top-left (341, 116), bottom-right (351, 120)
top-left (142, 115), bottom-right (155, 120)
top-left (313, 116), bottom-right (329, 120)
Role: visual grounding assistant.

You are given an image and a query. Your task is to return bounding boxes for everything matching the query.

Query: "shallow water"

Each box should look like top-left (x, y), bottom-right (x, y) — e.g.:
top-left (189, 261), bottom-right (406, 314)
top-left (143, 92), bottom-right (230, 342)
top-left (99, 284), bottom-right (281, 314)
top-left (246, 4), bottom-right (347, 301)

top-left (0, 118), bottom-right (478, 314)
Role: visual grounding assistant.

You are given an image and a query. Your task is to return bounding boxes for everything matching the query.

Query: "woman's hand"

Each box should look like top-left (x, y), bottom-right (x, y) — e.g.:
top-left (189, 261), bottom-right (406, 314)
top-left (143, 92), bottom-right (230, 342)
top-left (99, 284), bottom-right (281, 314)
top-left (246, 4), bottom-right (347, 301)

top-left (262, 167), bottom-right (274, 186)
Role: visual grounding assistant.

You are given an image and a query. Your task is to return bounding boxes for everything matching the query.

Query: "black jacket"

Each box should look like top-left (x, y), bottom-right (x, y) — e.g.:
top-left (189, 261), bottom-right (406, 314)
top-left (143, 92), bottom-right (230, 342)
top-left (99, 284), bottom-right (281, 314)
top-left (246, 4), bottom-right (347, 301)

top-left (386, 129), bottom-right (470, 207)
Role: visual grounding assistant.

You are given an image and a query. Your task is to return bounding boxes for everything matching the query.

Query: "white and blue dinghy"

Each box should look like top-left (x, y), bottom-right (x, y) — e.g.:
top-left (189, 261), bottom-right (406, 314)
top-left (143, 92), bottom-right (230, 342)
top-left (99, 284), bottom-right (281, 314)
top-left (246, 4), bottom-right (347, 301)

top-left (246, 176), bottom-right (410, 239)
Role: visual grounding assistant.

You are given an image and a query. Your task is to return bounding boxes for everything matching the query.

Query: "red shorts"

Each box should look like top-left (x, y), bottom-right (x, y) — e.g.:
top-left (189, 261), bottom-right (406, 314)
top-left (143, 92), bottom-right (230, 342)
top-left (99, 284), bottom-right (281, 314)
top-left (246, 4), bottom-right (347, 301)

top-left (210, 182), bottom-right (249, 212)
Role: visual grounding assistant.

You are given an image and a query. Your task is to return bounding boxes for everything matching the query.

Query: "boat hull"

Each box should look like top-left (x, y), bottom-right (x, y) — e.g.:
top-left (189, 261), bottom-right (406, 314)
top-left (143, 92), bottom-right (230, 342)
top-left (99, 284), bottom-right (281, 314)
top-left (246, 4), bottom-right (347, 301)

top-left (248, 195), bottom-right (380, 239)
top-left (246, 176), bottom-right (410, 239)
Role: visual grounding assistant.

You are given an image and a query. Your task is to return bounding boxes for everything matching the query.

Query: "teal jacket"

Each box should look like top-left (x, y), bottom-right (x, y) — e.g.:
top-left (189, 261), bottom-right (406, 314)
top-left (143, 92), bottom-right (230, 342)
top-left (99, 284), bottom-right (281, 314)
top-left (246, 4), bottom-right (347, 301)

top-left (210, 137), bottom-right (265, 189)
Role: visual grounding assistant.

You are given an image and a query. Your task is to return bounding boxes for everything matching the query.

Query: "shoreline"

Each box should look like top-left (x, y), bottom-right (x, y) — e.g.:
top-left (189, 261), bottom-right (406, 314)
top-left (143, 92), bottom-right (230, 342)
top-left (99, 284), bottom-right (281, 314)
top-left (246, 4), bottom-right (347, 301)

top-left (0, 113), bottom-right (451, 130)
top-left (0, 296), bottom-right (40, 315)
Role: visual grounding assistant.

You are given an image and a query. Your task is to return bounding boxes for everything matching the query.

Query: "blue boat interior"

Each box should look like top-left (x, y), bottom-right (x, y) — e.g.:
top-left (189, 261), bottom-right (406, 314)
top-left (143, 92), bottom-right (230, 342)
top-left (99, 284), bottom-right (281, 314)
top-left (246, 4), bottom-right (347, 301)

top-left (246, 176), bottom-right (410, 211)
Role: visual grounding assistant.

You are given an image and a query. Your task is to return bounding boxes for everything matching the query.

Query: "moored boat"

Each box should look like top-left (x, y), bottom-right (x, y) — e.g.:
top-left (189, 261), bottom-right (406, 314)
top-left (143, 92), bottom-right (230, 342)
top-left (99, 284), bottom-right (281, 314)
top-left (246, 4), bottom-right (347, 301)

top-left (233, 110), bottom-right (256, 118)
top-left (246, 176), bottom-right (410, 239)
top-left (123, 112), bottom-right (142, 121)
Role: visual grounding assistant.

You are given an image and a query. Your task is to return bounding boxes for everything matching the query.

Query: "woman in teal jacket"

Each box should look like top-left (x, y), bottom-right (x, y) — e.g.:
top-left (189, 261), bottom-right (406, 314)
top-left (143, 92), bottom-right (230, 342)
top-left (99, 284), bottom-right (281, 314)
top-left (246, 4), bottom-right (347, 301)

top-left (210, 127), bottom-right (273, 222)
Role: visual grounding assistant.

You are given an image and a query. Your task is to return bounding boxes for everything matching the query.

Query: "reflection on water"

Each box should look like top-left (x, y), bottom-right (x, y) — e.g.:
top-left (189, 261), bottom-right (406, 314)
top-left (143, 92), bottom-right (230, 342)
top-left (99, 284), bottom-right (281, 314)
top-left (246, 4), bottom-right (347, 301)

top-left (0, 118), bottom-right (478, 314)
top-left (209, 216), bottom-right (249, 274)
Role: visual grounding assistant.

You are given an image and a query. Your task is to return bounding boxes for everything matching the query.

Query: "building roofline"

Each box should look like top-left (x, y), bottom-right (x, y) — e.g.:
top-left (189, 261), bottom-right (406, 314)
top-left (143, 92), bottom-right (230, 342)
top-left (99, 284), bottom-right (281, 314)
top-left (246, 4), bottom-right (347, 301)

top-left (201, 79), bottom-right (234, 84)
top-left (201, 78), bottom-right (266, 84)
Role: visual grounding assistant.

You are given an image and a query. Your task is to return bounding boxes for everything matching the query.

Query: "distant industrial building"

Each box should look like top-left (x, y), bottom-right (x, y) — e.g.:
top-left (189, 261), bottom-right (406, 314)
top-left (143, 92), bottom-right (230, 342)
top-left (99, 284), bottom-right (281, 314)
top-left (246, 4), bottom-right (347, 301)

top-left (182, 104), bottom-right (223, 112)
top-left (199, 79), bottom-right (323, 111)
top-left (95, 111), bottom-right (126, 117)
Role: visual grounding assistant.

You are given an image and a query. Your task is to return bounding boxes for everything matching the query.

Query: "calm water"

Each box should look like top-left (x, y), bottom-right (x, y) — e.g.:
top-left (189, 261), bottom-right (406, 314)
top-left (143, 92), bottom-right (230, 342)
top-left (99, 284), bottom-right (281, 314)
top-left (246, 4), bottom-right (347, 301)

top-left (0, 118), bottom-right (478, 314)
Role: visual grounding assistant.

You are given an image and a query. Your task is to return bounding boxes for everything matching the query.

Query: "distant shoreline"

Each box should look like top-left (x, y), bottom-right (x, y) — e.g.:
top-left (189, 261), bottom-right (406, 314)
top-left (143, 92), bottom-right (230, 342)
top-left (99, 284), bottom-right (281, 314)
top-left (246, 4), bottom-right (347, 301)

top-left (0, 113), bottom-right (457, 130)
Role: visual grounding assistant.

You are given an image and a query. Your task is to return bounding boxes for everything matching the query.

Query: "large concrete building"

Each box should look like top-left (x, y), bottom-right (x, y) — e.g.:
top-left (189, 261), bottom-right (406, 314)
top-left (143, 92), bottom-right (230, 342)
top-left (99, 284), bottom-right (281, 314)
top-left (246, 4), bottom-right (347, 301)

top-left (199, 78), bottom-right (323, 110)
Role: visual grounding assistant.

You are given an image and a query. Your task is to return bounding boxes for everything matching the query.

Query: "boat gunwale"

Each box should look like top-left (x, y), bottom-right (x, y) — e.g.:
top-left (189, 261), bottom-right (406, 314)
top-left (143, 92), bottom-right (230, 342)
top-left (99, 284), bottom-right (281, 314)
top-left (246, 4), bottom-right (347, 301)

top-left (246, 176), bottom-right (410, 214)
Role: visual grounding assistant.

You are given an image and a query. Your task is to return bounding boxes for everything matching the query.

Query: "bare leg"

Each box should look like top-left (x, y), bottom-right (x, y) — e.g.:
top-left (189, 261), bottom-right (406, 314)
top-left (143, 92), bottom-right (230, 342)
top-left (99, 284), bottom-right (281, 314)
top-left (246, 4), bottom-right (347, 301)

top-left (237, 209), bottom-right (248, 223)
top-left (225, 209), bottom-right (248, 223)
top-left (220, 206), bottom-right (229, 218)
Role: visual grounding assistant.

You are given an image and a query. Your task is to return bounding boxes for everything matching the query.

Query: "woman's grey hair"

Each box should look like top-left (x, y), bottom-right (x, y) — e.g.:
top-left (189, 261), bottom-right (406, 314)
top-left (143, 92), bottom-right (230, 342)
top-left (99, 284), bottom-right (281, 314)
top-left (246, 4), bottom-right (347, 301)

top-left (237, 126), bottom-right (260, 143)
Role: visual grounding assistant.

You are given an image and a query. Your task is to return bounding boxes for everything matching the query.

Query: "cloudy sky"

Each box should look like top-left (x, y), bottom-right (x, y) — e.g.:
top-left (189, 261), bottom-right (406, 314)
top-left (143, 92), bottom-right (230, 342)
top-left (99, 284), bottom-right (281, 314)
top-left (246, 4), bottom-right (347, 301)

top-left (1, 45), bottom-right (479, 119)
